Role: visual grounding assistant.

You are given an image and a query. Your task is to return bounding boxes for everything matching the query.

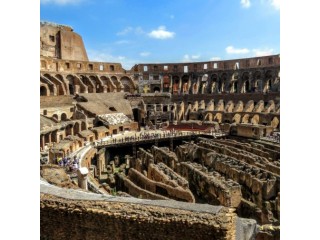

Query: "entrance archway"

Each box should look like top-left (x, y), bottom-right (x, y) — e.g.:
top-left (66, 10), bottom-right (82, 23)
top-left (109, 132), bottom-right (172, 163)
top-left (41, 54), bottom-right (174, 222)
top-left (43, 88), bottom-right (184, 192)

top-left (40, 86), bottom-right (47, 96)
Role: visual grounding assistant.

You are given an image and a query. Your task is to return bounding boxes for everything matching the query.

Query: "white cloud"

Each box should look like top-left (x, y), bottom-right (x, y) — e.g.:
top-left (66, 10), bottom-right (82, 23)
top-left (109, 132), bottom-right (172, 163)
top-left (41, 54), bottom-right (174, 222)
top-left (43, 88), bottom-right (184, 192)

top-left (182, 54), bottom-right (191, 62)
top-left (140, 52), bottom-right (151, 57)
top-left (114, 40), bottom-right (131, 45)
top-left (87, 50), bottom-right (137, 70)
top-left (40, 0), bottom-right (84, 5)
top-left (226, 46), bottom-right (250, 54)
top-left (182, 54), bottom-right (200, 62)
top-left (269, 0), bottom-right (280, 10)
top-left (117, 27), bottom-right (133, 36)
top-left (148, 26), bottom-right (175, 40)
top-left (117, 26), bottom-right (144, 36)
top-left (210, 57), bottom-right (221, 61)
top-left (240, 0), bottom-right (251, 8)
top-left (252, 48), bottom-right (274, 56)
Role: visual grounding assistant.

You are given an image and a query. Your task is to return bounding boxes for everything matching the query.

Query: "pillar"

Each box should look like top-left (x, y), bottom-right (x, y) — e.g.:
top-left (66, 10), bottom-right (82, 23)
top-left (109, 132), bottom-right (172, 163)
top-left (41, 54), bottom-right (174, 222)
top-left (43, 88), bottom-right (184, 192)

top-left (40, 135), bottom-right (45, 151)
top-left (77, 167), bottom-right (89, 190)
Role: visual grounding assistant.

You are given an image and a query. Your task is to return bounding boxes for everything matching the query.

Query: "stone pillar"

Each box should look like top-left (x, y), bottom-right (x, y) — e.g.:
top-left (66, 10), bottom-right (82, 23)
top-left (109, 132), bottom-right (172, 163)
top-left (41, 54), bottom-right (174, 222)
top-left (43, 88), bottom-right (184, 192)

top-left (40, 135), bottom-right (45, 151)
top-left (77, 167), bottom-right (89, 190)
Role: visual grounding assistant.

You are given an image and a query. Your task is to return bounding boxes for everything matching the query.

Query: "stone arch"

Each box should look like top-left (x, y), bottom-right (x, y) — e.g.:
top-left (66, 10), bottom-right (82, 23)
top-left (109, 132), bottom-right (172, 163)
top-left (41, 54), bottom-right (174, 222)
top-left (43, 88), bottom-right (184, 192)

top-left (172, 75), bottom-right (180, 94)
top-left (241, 114), bottom-right (250, 124)
top-left (271, 116), bottom-right (280, 129)
top-left (80, 75), bottom-right (95, 93)
top-left (65, 124), bottom-right (73, 136)
top-left (74, 122), bottom-right (80, 135)
top-left (40, 75), bottom-right (56, 96)
top-left (253, 71), bottom-right (262, 92)
top-left (203, 112), bottom-right (213, 121)
top-left (213, 113), bottom-right (222, 123)
top-left (241, 72), bottom-right (250, 93)
top-left (40, 85), bottom-right (49, 96)
top-left (52, 114), bottom-right (59, 122)
top-left (111, 76), bottom-right (121, 92)
top-left (66, 74), bottom-right (86, 94)
top-left (55, 74), bottom-right (69, 94)
top-left (43, 73), bottom-right (66, 96)
top-left (90, 75), bottom-right (104, 93)
top-left (181, 75), bottom-right (189, 94)
top-left (263, 70), bottom-right (273, 93)
top-left (210, 74), bottom-right (218, 93)
top-left (251, 114), bottom-right (260, 125)
top-left (232, 113), bottom-right (241, 124)
top-left (100, 76), bottom-right (114, 92)
top-left (200, 74), bottom-right (208, 94)
top-left (120, 76), bottom-right (135, 93)
top-left (218, 73), bottom-right (227, 93)
top-left (61, 113), bottom-right (68, 121)
top-left (81, 121), bottom-right (87, 131)
top-left (163, 75), bottom-right (170, 92)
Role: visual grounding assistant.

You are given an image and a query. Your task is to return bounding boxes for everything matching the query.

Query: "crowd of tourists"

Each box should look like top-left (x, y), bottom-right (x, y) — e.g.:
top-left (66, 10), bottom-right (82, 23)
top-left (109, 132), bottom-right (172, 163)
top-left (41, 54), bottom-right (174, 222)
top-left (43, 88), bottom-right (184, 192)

top-left (56, 156), bottom-right (80, 172)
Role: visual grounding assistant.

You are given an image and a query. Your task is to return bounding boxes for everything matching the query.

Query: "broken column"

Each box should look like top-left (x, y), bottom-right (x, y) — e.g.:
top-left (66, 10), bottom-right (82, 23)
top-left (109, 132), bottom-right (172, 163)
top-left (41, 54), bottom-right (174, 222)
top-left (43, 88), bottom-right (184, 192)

top-left (77, 167), bottom-right (89, 190)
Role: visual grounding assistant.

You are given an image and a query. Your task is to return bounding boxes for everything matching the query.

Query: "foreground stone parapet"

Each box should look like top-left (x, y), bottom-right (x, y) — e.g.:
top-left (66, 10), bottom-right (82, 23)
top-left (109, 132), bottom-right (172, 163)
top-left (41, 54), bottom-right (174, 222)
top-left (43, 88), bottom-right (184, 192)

top-left (41, 182), bottom-right (241, 240)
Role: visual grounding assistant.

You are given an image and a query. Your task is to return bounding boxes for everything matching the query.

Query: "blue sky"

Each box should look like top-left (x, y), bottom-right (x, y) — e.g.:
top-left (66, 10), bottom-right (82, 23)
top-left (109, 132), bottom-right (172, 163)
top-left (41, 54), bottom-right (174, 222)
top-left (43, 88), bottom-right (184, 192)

top-left (40, 0), bottom-right (280, 69)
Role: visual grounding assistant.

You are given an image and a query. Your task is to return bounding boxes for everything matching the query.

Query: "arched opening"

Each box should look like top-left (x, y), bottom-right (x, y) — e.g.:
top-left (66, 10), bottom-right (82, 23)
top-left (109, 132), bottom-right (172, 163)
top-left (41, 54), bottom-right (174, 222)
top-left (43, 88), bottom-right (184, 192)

top-left (81, 122), bottom-right (86, 131)
top-left (69, 84), bottom-right (74, 95)
top-left (66, 125), bottom-right (72, 136)
top-left (120, 76), bottom-right (135, 93)
top-left (210, 74), bottom-right (218, 93)
top-left (163, 75), bottom-right (170, 92)
top-left (219, 73), bottom-right (227, 93)
top-left (133, 108), bottom-right (139, 122)
top-left (74, 122), bottom-right (80, 135)
top-left (245, 81), bottom-right (250, 93)
top-left (253, 71), bottom-right (262, 92)
top-left (111, 76), bottom-right (121, 92)
top-left (52, 114), bottom-right (59, 122)
top-left (123, 84), bottom-right (131, 93)
top-left (181, 75), bottom-right (189, 94)
top-left (233, 81), bottom-right (238, 93)
top-left (67, 75), bottom-right (77, 94)
top-left (81, 76), bottom-right (94, 93)
top-left (44, 73), bottom-right (65, 96)
top-left (40, 86), bottom-right (47, 96)
top-left (100, 76), bottom-right (112, 92)
top-left (153, 86), bottom-right (160, 93)
top-left (172, 76), bottom-right (180, 94)
top-left (61, 113), bottom-right (67, 121)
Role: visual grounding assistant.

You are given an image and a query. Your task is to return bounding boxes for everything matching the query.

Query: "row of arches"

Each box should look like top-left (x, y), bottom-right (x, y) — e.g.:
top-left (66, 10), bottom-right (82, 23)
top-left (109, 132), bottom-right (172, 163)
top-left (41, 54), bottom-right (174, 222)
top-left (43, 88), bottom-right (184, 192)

top-left (161, 69), bottom-right (279, 94)
top-left (40, 73), bottom-right (136, 96)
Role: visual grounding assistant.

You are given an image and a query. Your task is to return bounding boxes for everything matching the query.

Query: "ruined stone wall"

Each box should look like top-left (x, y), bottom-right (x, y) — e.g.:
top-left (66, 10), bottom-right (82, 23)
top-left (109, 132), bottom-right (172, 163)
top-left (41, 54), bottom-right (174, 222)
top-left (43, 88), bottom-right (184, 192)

top-left (41, 193), bottom-right (237, 240)
top-left (179, 162), bottom-right (242, 207)
top-left (128, 168), bottom-right (195, 202)
top-left (198, 138), bottom-right (280, 175)
top-left (117, 172), bottom-right (169, 200)
top-left (40, 22), bottom-right (88, 61)
top-left (148, 163), bottom-right (189, 189)
top-left (152, 146), bottom-right (179, 170)
top-left (59, 28), bottom-right (89, 61)
top-left (175, 140), bottom-right (280, 225)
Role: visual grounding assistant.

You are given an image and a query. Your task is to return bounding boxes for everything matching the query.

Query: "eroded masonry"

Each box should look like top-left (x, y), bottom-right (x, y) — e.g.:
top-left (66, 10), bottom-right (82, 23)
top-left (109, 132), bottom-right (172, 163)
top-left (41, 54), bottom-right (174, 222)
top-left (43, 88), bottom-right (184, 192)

top-left (40, 22), bottom-right (280, 240)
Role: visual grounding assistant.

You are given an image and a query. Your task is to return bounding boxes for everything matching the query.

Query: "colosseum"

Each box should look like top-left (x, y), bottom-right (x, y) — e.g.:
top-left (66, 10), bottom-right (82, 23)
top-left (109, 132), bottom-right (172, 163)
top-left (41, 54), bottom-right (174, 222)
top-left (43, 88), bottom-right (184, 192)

top-left (40, 21), bottom-right (280, 240)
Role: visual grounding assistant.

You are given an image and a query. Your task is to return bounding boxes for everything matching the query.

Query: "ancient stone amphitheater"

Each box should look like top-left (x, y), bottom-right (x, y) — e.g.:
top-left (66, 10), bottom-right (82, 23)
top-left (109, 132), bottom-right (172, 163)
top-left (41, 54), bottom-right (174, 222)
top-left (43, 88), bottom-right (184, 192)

top-left (40, 22), bottom-right (280, 240)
